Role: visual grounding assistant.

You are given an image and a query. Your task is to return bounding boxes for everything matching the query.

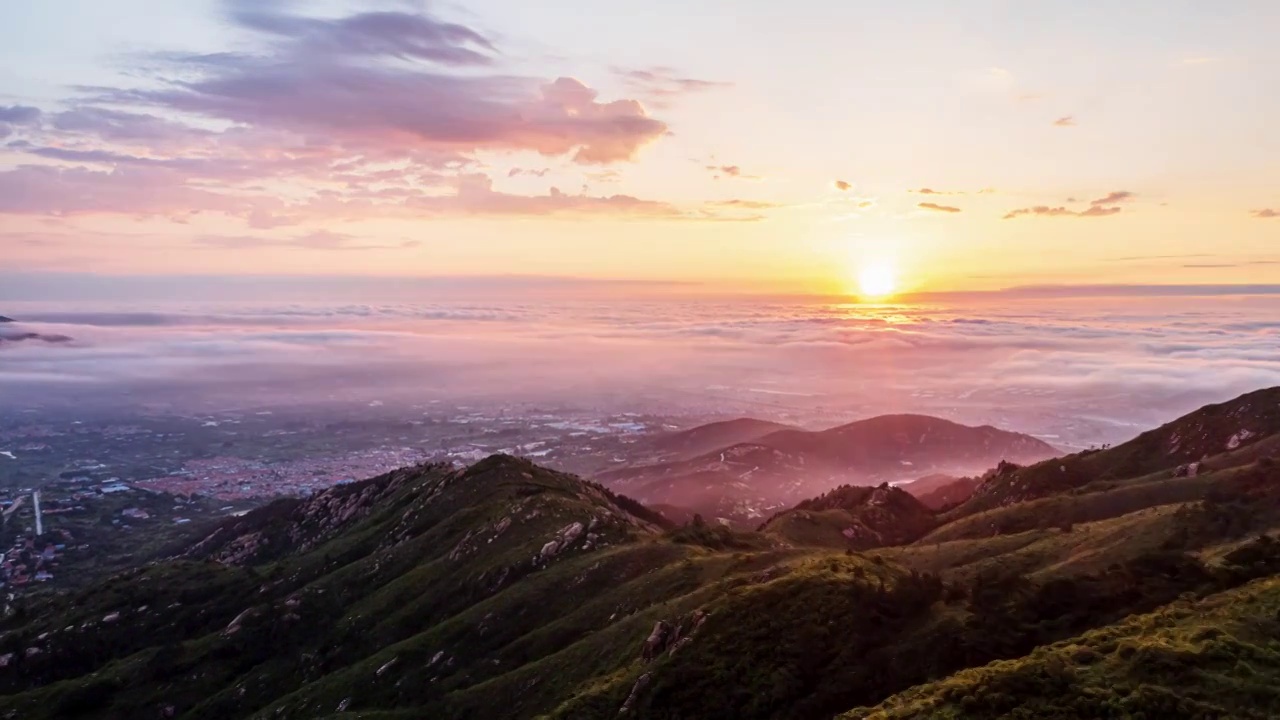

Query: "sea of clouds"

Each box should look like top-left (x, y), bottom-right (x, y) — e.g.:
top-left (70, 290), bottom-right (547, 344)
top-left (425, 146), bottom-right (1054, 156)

top-left (3, 290), bottom-right (1278, 447)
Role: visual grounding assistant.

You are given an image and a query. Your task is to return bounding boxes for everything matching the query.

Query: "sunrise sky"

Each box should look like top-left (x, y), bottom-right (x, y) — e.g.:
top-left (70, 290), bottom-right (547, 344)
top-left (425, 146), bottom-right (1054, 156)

top-left (2, 0), bottom-right (1278, 295)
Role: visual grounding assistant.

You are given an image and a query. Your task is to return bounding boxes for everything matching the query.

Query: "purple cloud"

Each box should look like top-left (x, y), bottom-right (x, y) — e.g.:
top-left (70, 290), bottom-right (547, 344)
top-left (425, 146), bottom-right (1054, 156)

top-left (613, 66), bottom-right (730, 106)
top-left (88, 4), bottom-right (666, 166)
top-left (227, 3), bottom-right (496, 66)
top-left (0, 3), bottom-right (743, 227)
top-left (0, 105), bottom-right (41, 124)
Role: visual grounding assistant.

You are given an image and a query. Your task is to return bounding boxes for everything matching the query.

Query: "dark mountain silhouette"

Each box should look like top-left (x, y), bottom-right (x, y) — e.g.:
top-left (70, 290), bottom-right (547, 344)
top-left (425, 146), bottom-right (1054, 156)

top-left (0, 329), bottom-right (73, 345)
top-left (0, 315), bottom-right (14, 323)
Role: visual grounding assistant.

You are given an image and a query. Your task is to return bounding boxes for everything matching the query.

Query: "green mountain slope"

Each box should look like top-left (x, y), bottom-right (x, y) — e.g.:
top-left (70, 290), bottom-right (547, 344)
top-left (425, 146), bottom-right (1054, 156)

top-left (955, 386), bottom-right (1280, 517)
top-left (1, 387), bottom-right (1278, 720)
top-left (760, 483), bottom-right (937, 549)
top-left (845, 572), bottom-right (1280, 719)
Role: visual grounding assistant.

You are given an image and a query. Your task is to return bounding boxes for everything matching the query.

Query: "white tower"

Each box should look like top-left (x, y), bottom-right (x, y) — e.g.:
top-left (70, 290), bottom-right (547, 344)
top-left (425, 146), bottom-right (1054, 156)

top-left (32, 491), bottom-right (43, 537)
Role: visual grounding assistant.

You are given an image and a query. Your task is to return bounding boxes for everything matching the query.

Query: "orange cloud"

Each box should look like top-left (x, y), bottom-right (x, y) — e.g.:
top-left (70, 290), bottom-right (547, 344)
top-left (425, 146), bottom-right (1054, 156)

top-left (1053, 116), bottom-right (1076, 127)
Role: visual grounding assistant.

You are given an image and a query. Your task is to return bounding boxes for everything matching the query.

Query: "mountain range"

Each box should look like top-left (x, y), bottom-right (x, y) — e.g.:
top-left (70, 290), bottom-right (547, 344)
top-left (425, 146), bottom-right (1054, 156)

top-left (601, 414), bottom-right (1057, 526)
top-left (2, 388), bottom-right (1279, 718)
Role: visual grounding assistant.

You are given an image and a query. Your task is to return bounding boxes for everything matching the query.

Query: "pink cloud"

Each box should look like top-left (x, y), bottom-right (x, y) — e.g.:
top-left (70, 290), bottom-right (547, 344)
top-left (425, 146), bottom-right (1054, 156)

top-left (95, 6), bottom-right (667, 165)
top-left (0, 4), bottom-right (733, 227)
top-left (613, 66), bottom-right (731, 107)
top-left (918, 202), bottom-right (962, 213)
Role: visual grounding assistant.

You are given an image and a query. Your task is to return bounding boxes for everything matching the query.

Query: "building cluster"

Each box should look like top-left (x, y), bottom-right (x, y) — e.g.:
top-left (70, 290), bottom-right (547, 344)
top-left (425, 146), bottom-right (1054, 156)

top-left (134, 447), bottom-right (436, 500)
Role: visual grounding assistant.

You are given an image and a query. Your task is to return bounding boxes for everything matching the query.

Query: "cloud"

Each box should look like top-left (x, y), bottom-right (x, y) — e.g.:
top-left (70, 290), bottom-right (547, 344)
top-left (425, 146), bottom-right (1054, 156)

top-left (194, 230), bottom-right (420, 251)
top-left (1252, 209), bottom-right (1279, 219)
top-left (0, 105), bottom-right (42, 124)
top-left (1003, 205), bottom-right (1116, 220)
top-left (227, 2), bottom-right (497, 65)
top-left (1090, 191), bottom-right (1135, 206)
top-left (1004, 192), bottom-right (1132, 220)
top-left (707, 199), bottom-right (780, 210)
top-left (1053, 116), bottom-right (1076, 127)
top-left (914, 188), bottom-right (966, 196)
top-left (0, 164), bottom-right (283, 221)
top-left (917, 202), bottom-right (962, 213)
top-left (586, 169), bottom-right (622, 184)
top-left (0, 105), bottom-right (43, 139)
top-left (613, 66), bottom-right (730, 105)
top-left (834, 180), bottom-right (851, 191)
top-left (1108, 253), bottom-right (1215, 262)
top-left (4, 292), bottom-right (1278, 452)
top-left (705, 164), bottom-right (760, 180)
top-left (0, 2), bottom-right (695, 230)
top-left (508, 168), bottom-right (551, 178)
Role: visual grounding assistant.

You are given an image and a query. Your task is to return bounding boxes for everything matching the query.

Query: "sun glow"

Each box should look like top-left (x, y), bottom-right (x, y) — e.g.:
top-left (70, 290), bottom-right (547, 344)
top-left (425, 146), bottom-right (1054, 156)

top-left (856, 262), bottom-right (897, 299)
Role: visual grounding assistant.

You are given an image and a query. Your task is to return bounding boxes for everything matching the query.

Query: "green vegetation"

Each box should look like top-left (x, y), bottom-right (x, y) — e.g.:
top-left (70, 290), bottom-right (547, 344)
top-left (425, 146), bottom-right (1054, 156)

top-left (0, 388), bottom-right (1279, 719)
top-left (845, 573), bottom-right (1280, 719)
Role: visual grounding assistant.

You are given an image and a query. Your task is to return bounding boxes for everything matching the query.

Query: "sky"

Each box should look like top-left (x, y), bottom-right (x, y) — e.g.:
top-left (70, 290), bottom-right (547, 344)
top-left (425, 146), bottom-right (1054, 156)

top-left (2, 0), bottom-right (1278, 294)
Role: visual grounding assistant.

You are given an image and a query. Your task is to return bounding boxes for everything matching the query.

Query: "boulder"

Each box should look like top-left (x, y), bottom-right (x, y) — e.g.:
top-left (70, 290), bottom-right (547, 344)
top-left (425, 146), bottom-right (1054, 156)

top-left (619, 673), bottom-right (651, 714)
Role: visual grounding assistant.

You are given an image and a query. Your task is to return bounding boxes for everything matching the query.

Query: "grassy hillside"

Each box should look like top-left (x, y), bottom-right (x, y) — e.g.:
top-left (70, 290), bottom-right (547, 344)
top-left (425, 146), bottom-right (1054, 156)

top-left (845, 573), bottom-right (1280, 719)
top-left (761, 484), bottom-right (937, 550)
top-left (1, 388), bottom-right (1278, 720)
top-left (957, 386), bottom-right (1280, 517)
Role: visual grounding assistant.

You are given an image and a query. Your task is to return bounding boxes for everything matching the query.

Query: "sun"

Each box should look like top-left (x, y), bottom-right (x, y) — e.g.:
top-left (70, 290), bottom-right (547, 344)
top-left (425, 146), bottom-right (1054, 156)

top-left (856, 262), bottom-right (897, 300)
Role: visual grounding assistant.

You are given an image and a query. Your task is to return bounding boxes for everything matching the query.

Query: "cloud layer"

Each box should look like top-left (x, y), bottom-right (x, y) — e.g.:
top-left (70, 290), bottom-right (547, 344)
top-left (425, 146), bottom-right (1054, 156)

top-left (4, 292), bottom-right (1278, 448)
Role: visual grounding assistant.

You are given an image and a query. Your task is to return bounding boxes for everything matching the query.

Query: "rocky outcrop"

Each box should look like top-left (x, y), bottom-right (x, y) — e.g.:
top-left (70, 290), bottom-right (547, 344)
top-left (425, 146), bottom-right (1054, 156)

top-left (641, 621), bottom-right (670, 662)
top-left (619, 673), bottom-right (650, 714)
top-left (538, 521), bottom-right (586, 561)
top-left (184, 463), bottom-right (445, 565)
top-left (640, 609), bottom-right (708, 662)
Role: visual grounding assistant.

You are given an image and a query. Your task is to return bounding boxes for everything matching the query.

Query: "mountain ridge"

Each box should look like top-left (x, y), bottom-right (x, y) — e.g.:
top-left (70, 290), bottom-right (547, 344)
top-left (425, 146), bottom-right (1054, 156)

top-left (600, 413), bottom-right (1058, 526)
top-left (1, 388), bottom-right (1279, 719)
